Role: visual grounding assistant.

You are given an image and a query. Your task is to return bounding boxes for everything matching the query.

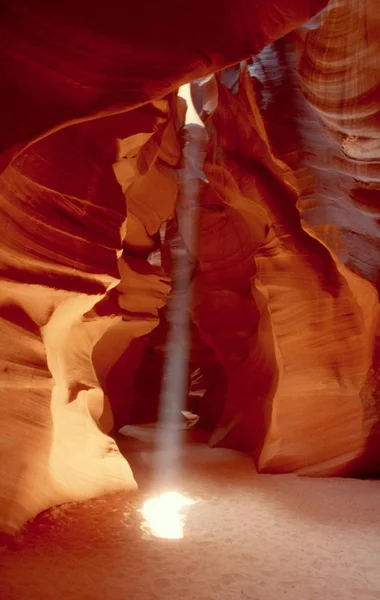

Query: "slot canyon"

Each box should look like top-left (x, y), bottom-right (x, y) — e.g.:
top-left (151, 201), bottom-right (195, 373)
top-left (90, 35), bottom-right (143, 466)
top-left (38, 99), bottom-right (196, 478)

top-left (0, 0), bottom-right (379, 598)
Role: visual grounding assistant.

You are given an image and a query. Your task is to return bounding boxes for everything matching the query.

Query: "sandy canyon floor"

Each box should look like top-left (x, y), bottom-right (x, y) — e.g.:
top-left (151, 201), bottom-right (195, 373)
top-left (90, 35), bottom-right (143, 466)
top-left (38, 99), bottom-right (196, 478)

top-left (1, 427), bottom-right (380, 600)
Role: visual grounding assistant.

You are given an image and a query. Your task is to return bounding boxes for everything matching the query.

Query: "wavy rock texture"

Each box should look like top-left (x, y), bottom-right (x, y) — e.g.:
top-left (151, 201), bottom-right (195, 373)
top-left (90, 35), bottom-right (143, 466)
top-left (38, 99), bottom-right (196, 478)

top-left (0, 0), bottom-right (379, 534)
top-left (246, 0), bottom-right (380, 473)
top-left (0, 112), bottom-right (144, 535)
top-left (190, 64), bottom-right (378, 475)
top-left (0, 0), bottom-right (327, 167)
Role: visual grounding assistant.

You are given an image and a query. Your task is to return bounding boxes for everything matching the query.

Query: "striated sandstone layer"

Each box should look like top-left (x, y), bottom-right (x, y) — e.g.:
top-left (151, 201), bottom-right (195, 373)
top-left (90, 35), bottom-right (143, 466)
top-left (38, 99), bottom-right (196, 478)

top-left (247, 0), bottom-right (380, 473)
top-left (190, 60), bottom-right (378, 475)
top-left (0, 0), bottom-right (379, 535)
top-left (0, 0), bottom-right (329, 533)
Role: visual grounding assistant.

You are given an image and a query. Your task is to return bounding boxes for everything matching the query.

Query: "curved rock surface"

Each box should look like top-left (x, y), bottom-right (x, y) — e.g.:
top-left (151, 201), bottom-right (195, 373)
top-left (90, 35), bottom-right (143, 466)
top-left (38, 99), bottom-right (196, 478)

top-left (0, 0), bottom-right (379, 534)
top-left (191, 61), bottom-right (378, 475)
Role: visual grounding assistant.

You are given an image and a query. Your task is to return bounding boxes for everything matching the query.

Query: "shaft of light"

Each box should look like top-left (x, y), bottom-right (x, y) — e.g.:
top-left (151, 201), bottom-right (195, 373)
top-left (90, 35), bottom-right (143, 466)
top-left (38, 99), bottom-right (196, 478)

top-left (154, 85), bottom-right (206, 486)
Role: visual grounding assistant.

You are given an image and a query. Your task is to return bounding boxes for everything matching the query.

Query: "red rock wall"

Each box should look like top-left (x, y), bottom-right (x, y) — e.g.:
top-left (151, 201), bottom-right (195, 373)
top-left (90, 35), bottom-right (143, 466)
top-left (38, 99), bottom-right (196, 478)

top-left (190, 60), bottom-right (378, 475)
top-left (1, 0), bottom-right (379, 534)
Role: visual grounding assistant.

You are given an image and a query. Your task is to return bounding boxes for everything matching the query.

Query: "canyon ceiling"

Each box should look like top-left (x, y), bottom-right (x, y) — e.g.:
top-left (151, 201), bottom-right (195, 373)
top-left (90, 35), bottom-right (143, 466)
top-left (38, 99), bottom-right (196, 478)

top-left (0, 0), bottom-right (379, 534)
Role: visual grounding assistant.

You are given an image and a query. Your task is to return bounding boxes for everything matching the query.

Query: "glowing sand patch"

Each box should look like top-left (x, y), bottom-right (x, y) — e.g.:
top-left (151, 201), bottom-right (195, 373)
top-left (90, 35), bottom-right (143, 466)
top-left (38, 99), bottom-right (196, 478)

top-left (140, 492), bottom-right (195, 540)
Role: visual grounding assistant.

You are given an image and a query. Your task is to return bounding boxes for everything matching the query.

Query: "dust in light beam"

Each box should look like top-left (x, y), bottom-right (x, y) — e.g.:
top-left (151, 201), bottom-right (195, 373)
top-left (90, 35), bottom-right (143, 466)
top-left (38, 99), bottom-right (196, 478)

top-left (141, 83), bottom-right (204, 540)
